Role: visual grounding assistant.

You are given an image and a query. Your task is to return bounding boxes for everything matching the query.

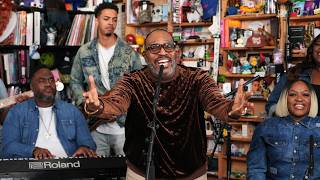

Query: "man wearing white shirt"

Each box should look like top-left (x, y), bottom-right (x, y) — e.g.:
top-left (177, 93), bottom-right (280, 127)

top-left (2, 67), bottom-right (96, 159)
top-left (70, 2), bottom-right (142, 156)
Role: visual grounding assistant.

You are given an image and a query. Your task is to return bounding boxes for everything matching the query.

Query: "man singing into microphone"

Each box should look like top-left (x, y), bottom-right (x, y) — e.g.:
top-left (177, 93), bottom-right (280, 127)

top-left (83, 29), bottom-right (253, 179)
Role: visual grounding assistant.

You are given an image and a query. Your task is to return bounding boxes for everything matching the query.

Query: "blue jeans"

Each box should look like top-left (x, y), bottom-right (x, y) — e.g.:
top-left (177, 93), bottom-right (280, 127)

top-left (91, 130), bottom-right (125, 156)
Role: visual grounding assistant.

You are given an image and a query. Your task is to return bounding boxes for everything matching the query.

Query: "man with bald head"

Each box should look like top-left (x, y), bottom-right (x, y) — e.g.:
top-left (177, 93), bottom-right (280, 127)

top-left (2, 67), bottom-right (96, 159)
top-left (82, 29), bottom-right (253, 179)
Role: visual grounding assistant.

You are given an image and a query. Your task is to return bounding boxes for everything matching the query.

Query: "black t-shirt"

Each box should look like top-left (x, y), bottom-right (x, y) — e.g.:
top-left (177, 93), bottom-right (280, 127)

top-left (312, 84), bottom-right (320, 116)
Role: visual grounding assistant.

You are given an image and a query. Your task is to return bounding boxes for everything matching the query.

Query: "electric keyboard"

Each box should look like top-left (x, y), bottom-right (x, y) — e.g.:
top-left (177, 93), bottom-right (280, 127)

top-left (0, 156), bottom-right (126, 179)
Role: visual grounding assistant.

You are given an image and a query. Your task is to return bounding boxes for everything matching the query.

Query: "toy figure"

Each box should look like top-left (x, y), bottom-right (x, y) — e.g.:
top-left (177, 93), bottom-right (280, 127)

top-left (240, 59), bottom-right (252, 74)
top-left (186, 0), bottom-right (203, 23)
top-left (152, 5), bottom-right (162, 22)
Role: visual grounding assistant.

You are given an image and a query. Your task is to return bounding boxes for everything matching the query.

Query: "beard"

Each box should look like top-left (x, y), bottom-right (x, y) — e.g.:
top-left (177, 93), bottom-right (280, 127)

top-left (148, 59), bottom-right (176, 79)
top-left (35, 92), bottom-right (55, 103)
top-left (105, 32), bottom-right (112, 37)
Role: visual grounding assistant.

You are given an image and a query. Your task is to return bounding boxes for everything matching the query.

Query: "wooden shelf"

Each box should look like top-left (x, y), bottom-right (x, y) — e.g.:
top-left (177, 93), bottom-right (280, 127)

top-left (289, 15), bottom-right (320, 21)
top-left (224, 14), bottom-right (278, 20)
top-left (220, 73), bottom-right (255, 78)
top-left (0, 45), bottom-right (29, 49)
top-left (231, 137), bottom-right (251, 142)
top-left (40, 45), bottom-right (80, 50)
top-left (222, 46), bottom-right (276, 51)
top-left (16, 6), bottom-right (44, 12)
top-left (218, 67), bottom-right (256, 78)
top-left (178, 39), bottom-right (214, 46)
top-left (182, 58), bottom-right (213, 62)
top-left (219, 73), bottom-right (255, 78)
top-left (126, 22), bottom-right (168, 27)
top-left (173, 22), bottom-right (212, 27)
top-left (292, 53), bottom-right (306, 58)
top-left (223, 156), bottom-right (247, 162)
top-left (0, 45), bottom-right (80, 49)
top-left (238, 116), bottom-right (264, 123)
top-left (222, 176), bottom-right (246, 180)
top-left (248, 96), bottom-right (267, 101)
top-left (67, 10), bottom-right (94, 14)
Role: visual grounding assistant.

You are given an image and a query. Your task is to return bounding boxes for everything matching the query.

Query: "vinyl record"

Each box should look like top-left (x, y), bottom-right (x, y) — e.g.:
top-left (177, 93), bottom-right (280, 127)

top-left (0, 12), bottom-right (17, 43)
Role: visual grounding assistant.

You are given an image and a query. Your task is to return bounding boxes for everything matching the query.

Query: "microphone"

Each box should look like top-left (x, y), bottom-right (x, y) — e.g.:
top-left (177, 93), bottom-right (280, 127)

top-left (224, 75), bottom-right (260, 98)
top-left (146, 64), bottom-right (164, 179)
top-left (303, 135), bottom-right (314, 180)
top-left (157, 65), bottom-right (164, 82)
top-left (153, 65), bottom-right (164, 111)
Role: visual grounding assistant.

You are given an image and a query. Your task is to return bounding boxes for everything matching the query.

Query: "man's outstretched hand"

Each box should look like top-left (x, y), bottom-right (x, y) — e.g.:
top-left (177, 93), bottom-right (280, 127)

top-left (229, 79), bottom-right (254, 117)
top-left (83, 75), bottom-right (100, 113)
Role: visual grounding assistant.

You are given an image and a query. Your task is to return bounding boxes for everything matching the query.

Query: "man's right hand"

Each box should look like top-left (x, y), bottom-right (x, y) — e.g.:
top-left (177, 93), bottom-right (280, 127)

top-left (83, 75), bottom-right (100, 113)
top-left (33, 147), bottom-right (54, 159)
top-left (15, 93), bottom-right (32, 104)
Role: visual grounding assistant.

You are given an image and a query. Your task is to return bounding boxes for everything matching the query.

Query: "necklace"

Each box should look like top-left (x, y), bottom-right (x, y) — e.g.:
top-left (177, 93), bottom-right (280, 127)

top-left (39, 110), bottom-right (54, 139)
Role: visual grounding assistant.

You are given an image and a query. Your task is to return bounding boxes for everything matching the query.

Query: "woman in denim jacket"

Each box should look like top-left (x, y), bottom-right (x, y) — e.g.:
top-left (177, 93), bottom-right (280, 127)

top-left (266, 34), bottom-right (320, 116)
top-left (248, 79), bottom-right (320, 179)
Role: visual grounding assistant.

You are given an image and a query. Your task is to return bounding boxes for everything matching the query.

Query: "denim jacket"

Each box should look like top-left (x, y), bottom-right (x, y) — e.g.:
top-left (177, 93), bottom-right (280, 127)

top-left (247, 116), bottom-right (320, 180)
top-left (266, 70), bottom-right (311, 114)
top-left (1, 99), bottom-right (96, 158)
top-left (70, 37), bottom-right (142, 127)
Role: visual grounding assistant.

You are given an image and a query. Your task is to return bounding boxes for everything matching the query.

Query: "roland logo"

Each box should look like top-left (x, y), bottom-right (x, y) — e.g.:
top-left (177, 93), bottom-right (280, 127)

top-left (29, 160), bottom-right (81, 169)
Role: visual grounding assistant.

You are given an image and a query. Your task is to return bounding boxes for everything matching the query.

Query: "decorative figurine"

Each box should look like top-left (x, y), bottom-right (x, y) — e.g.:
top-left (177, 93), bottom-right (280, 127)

top-left (45, 27), bottom-right (57, 46)
top-left (152, 5), bottom-right (162, 22)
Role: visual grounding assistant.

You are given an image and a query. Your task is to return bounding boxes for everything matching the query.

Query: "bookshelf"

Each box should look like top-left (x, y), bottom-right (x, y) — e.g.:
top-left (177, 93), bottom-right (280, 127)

top-left (126, 22), bottom-right (168, 27)
top-left (287, 7), bottom-right (320, 63)
top-left (173, 22), bottom-right (212, 27)
top-left (173, 21), bottom-right (214, 70)
top-left (224, 14), bottom-right (278, 21)
top-left (212, 0), bottom-right (279, 179)
top-left (0, 4), bottom-right (95, 100)
top-left (125, 0), bottom-right (169, 36)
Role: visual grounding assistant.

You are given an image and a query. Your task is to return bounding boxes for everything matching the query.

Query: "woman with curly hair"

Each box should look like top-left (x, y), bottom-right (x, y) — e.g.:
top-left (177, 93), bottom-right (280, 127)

top-left (266, 34), bottom-right (320, 116)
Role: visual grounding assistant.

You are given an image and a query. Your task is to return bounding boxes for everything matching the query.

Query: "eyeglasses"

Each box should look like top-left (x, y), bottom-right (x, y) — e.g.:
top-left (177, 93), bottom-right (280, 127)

top-left (146, 43), bottom-right (176, 54)
top-left (38, 77), bottom-right (55, 84)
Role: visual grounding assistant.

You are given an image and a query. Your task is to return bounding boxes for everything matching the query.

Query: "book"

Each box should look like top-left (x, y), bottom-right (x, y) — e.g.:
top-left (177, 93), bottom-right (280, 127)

top-left (26, 12), bottom-right (33, 46)
top-left (0, 54), bottom-right (4, 81)
top-left (288, 26), bottom-right (305, 50)
top-left (33, 11), bottom-right (41, 45)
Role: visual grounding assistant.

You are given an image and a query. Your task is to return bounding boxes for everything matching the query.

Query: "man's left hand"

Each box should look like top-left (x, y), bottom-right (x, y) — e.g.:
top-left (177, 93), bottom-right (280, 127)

top-left (229, 79), bottom-right (254, 117)
top-left (73, 146), bottom-right (97, 158)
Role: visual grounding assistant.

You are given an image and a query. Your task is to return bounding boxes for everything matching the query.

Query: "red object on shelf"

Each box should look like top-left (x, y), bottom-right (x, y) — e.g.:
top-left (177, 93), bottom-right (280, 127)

top-left (125, 34), bottom-right (136, 44)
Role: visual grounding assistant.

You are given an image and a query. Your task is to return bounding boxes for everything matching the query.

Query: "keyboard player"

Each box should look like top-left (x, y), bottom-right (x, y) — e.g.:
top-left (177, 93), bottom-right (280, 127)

top-left (1, 67), bottom-right (97, 159)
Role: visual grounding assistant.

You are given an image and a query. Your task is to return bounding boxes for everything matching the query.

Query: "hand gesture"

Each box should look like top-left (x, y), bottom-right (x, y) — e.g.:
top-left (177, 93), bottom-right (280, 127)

top-left (83, 75), bottom-right (100, 112)
top-left (33, 147), bottom-right (54, 159)
top-left (73, 146), bottom-right (97, 158)
top-left (15, 94), bottom-right (31, 104)
top-left (229, 79), bottom-right (254, 117)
